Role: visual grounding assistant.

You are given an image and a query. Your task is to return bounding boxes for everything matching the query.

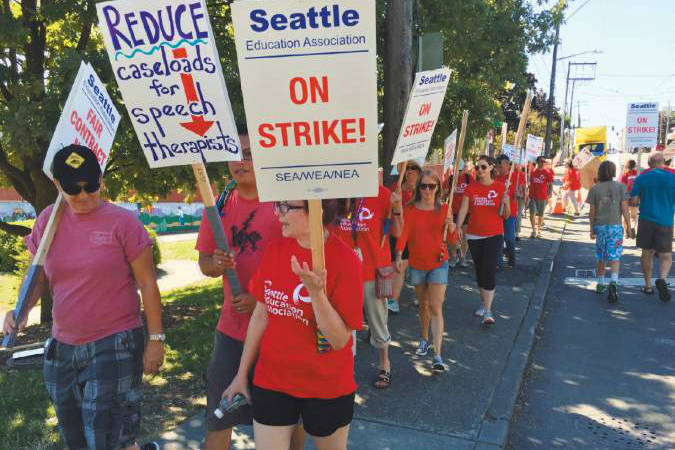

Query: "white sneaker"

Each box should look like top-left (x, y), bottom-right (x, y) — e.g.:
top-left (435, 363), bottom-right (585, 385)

top-left (482, 310), bottom-right (495, 325)
top-left (448, 257), bottom-right (458, 268)
top-left (474, 306), bottom-right (486, 317)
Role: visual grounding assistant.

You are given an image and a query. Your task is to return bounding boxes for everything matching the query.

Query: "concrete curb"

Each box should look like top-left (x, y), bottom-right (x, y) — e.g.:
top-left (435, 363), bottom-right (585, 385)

top-left (475, 221), bottom-right (568, 448)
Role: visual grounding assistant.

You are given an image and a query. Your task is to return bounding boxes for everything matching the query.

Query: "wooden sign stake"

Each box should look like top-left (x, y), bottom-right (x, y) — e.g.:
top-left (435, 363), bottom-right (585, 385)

top-left (1, 194), bottom-right (65, 349)
top-left (308, 199), bottom-right (325, 272)
top-left (442, 110), bottom-right (469, 244)
top-left (192, 162), bottom-right (242, 294)
top-left (500, 92), bottom-right (532, 215)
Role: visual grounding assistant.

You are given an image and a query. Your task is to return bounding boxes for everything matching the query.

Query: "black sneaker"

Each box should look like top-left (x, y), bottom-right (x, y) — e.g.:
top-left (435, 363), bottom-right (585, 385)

top-left (607, 282), bottom-right (618, 304)
top-left (141, 443), bottom-right (160, 450)
top-left (655, 279), bottom-right (671, 302)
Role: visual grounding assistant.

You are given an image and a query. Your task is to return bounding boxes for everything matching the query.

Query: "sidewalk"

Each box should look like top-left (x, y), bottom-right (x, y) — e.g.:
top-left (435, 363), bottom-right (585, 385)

top-left (156, 213), bottom-right (568, 449)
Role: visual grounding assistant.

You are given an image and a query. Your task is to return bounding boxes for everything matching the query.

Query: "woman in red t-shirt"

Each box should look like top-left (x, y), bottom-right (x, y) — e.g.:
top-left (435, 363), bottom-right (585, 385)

top-left (388, 160), bottom-right (422, 313)
top-left (563, 160), bottom-right (581, 215)
top-left (620, 159), bottom-right (638, 235)
top-left (450, 156), bottom-right (510, 325)
top-left (223, 199), bottom-right (363, 449)
top-left (395, 170), bottom-right (452, 371)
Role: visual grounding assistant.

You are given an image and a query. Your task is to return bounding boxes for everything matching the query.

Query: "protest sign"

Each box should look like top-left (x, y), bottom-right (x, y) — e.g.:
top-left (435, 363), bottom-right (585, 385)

top-left (442, 110), bottom-right (468, 248)
top-left (391, 67), bottom-right (452, 165)
top-left (443, 128), bottom-right (458, 172)
top-left (43, 62), bottom-right (120, 178)
top-left (231, 0), bottom-right (378, 201)
top-left (96, 0), bottom-right (241, 167)
top-left (3, 62), bottom-right (120, 349)
top-left (502, 144), bottom-right (517, 161)
top-left (501, 92), bottom-right (532, 216)
top-left (525, 134), bottom-right (543, 163)
top-left (626, 102), bottom-right (659, 149)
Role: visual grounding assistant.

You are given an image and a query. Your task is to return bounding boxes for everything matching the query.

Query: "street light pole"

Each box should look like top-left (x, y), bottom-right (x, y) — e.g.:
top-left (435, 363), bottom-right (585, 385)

top-left (560, 61), bottom-right (571, 160)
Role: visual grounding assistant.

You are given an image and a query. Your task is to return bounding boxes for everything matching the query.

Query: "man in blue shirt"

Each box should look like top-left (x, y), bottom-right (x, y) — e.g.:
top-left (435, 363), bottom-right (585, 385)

top-left (630, 152), bottom-right (675, 302)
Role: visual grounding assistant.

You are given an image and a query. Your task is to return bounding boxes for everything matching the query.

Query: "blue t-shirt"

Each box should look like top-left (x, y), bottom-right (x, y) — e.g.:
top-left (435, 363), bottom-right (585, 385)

top-left (630, 169), bottom-right (675, 227)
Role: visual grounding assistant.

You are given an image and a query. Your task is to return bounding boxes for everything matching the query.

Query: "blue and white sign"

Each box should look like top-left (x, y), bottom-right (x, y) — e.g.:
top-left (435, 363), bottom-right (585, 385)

top-left (42, 62), bottom-right (120, 178)
top-left (526, 134), bottom-right (543, 162)
top-left (391, 67), bottom-right (451, 165)
top-left (626, 102), bottom-right (659, 149)
top-left (232, 0), bottom-right (378, 201)
top-left (96, 0), bottom-right (241, 168)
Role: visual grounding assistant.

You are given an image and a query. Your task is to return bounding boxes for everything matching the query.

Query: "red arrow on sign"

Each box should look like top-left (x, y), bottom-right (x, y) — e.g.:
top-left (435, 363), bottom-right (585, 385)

top-left (180, 115), bottom-right (215, 136)
top-left (173, 47), bottom-right (215, 137)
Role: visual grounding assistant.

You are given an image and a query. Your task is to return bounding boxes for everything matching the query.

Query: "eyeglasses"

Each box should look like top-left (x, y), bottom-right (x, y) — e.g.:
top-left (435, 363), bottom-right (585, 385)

top-left (477, 164), bottom-right (490, 171)
top-left (419, 183), bottom-right (438, 191)
top-left (61, 180), bottom-right (100, 196)
top-left (406, 167), bottom-right (420, 172)
top-left (274, 201), bottom-right (305, 214)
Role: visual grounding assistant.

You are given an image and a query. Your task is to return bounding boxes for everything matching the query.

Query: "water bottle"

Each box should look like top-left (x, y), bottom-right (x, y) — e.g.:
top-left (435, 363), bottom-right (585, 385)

top-left (214, 393), bottom-right (248, 419)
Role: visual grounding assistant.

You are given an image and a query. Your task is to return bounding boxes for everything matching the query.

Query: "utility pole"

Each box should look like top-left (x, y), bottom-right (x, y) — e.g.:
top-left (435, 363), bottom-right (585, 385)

top-left (577, 100), bottom-right (581, 128)
top-left (544, 12), bottom-right (562, 158)
top-left (559, 61), bottom-right (571, 161)
top-left (383, 0), bottom-right (414, 186)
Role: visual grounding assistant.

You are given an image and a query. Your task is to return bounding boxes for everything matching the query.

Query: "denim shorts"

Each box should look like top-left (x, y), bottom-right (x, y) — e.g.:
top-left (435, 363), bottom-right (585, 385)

top-left (408, 260), bottom-right (449, 286)
top-left (43, 328), bottom-right (144, 450)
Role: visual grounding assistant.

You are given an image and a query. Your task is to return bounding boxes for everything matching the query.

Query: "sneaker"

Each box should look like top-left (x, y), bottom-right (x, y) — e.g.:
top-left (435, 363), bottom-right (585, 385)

top-left (474, 306), bottom-right (486, 317)
top-left (387, 298), bottom-right (400, 314)
top-left (432, 355), bottom-right (449, 372)
top-left (507, 253), bottom-right (516, 268)
top-left (607, 282), bottom-right (618, 303)
top-left (596, 284), bottom-right (607, 294)
top-left (458, 258), bottom-right (469, 268)
top-left (655, 278), bottom-right (671, 302)
top-left (482, 310), bottom-right (495, 325)
top-left (141, 443), bottom-right (160, 450)
top-left (530, 231), bottom-right (536, 239)
top-left (448, 257), bottom-right (458, 268)
top-left (415, 339), bottom-right (433, 356)
top-left (412, 298), bottom-right (419, 306)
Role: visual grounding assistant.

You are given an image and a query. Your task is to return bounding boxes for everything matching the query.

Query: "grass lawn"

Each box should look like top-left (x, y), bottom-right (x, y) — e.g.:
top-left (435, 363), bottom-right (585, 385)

top-left (158, 239), bottom-right (199, 261)
top-left (0, 277), bottom-right (223, 449)
top-left (0, 272), bottom-right (22, 312)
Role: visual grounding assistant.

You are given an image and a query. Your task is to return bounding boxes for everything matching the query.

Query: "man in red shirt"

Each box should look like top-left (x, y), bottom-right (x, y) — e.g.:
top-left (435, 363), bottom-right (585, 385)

top-left (620, 159), bottom-right (638, 236)
top-left (528, 156), bottom-right (554, 238)
top-left (496, 155), bottom-right (523, 268)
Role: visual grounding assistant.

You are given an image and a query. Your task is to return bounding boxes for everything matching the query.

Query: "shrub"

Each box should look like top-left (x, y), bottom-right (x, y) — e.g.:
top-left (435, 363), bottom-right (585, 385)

top-left (145, 226), bottom-right (162, 269)
top-left (0, 231), bottom-right (26, 273)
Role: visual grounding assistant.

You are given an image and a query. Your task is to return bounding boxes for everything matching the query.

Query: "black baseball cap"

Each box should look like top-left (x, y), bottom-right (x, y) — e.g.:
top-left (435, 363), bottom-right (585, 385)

top-left (496, 154), bottom-right (510, 164)
top-left (52, 145), bottom-right (101, 185)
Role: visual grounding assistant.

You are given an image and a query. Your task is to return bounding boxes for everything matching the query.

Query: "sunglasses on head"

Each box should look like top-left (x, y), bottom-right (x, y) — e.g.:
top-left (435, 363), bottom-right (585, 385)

top-left (61, 180), bottom-right (100, 196)
top-left (274, 201), bottom-right (305, 214)
top-left (419, 183), bottom-right (438, 191)
top-left (477, 164), bottom-right (491, 171)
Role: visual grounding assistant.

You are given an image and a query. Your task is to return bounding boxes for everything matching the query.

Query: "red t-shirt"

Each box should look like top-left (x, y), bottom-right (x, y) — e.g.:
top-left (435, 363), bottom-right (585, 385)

top-left (620, 169), bottom-right (638, 193)
top-left (496, 172), bottom-right (523, 218)
top-left (530, 168), bottom-right (554, 200)
top-left (464, 181), bottom-right (506, 237)
top-left (388, 182), bottom-right (414, 207)
top-left (250, 234), bottom-right (363, 399)
top-left (451, 173), bottom-right (473, 214)
top-left (396, 203), bottom-right (449, 270)
top-left (195, 190), bottom-right (282, 341)
top-left (335, 186), bottom-right (392, 281)
top-left (25, 202), bottom-right (151, 345)
top-left (563, 168), bottom-right (581, 191)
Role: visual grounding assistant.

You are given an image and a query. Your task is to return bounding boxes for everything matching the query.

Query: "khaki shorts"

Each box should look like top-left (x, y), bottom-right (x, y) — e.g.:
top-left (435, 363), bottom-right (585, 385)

top-left (364, 281), bottom-right (391, 349)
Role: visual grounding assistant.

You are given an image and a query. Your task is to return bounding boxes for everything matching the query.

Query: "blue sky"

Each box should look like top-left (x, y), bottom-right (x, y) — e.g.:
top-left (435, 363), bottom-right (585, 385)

top-left (527, 0), bottom-right (675, 147)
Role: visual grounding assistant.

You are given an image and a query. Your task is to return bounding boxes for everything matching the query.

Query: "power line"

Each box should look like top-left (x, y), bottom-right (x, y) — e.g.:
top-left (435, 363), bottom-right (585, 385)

top-left (597, 73), bottom-right (675, 78)
top-left (566, 0), bottom-right (592, 21)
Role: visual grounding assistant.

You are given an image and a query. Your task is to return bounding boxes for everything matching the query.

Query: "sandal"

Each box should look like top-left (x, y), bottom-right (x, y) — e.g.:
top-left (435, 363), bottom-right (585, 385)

top-left (373, 369), bottom-right (391, 389)
top-left (641, 286), bottom-right (654, 295)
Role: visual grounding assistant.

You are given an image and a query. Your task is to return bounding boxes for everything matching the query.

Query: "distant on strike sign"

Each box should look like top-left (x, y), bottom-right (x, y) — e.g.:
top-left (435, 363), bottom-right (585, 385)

top-left (626, 102), bottom-right (659, 149)
top-left (391, 67), bottom-right (451, 165)
top-left (231, 0), bottom-right (378, 201)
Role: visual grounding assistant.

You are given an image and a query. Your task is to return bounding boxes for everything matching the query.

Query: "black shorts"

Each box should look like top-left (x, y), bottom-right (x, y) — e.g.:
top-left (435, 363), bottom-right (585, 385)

top-left (389, 234), bottom-right (408, 260)
top-left (205, 330), bottom-right (253, 431)
top-left (251, 385), bottom-right (354, 437)
top-left (636, 219), bottom-right (673, 253)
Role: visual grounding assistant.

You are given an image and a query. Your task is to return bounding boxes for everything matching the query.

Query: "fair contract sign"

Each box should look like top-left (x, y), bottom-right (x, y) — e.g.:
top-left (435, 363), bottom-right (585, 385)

top-left (96, 0), bottom-right (241, 168)
top-left (231, 0), bottom-right (378, 201)
top-left (391, 67), bottom-right (452, 165)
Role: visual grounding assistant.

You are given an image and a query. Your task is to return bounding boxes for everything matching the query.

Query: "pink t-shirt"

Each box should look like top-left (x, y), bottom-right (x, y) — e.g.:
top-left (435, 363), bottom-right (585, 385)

top-left (25, 202), bottom-right (151, 345)
top-left (195, 190), bottom-right (282, 341)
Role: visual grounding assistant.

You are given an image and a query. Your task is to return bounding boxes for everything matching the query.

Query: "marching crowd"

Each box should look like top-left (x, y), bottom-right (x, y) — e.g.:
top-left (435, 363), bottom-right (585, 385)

top-left (3, 135), bottom-right (674, 450)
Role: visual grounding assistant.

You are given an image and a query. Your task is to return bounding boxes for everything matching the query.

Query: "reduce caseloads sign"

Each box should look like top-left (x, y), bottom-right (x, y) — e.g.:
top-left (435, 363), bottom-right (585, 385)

top-left (231, 0), bottom-right (378, 201)
top-left (626, 102), bottom-right (659, 149)
top-left (43, 62), bottom-right (120, 178)
top-left (96, 0), bottom-right (241, 168)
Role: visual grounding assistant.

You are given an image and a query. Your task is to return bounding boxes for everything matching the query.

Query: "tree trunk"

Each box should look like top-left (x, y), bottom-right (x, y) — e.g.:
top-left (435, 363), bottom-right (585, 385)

top-left (382, 0), bottom-right (414, 187)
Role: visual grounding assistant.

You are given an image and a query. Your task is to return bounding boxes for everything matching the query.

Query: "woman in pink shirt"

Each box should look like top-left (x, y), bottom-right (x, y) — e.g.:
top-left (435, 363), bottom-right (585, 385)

top-left (3, 145), bottom-right (163, 450)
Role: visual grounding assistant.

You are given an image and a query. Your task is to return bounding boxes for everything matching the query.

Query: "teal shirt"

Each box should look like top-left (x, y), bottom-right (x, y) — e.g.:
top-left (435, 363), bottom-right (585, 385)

top-left (630, 169), bottom-right (675, 227)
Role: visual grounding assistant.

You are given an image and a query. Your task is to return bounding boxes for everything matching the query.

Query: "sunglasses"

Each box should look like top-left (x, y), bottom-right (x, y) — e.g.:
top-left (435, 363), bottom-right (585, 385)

top-left (477, 164), bottom-right (491, 171)
top-left (61, 180), bottom-right (100, 196)
top-left (274, 201), bottom-right (305, 214)
top-left (419, 183), bottom-right (438, 191)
